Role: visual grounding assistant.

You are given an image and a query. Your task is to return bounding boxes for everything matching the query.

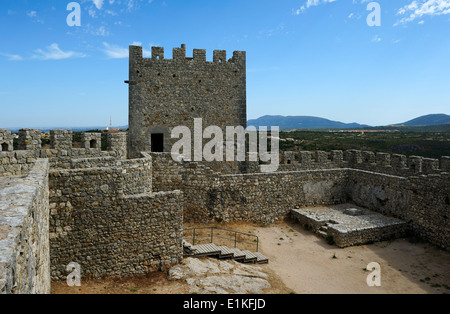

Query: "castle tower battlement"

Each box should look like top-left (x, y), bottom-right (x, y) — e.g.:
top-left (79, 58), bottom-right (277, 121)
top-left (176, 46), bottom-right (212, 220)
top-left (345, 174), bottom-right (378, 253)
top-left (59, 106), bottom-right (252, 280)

top-left (127, 44), bottom-right (247, 159)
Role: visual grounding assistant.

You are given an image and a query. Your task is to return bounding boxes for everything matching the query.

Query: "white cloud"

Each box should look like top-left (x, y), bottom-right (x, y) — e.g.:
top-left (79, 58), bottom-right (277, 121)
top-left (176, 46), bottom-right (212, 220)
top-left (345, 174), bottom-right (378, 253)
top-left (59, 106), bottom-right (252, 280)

top-left (27, 11), bottom-right (37, 18)
top-left (94, 26), bottom-right (109, 36)
top-left (395, 0), bottom-right (450, 25)
top-left (33, 44), bottom-right (86, 60)
top-left (92, 0), bottom-right (105, 10)
top-left (372, 35), bottom-right (382, 42)
top-left (102, 42), bottom-right (129, 59)
top-left (293, 0), bottom-right (337, 15)
top-left (1, 53), bottom-right (23, 61)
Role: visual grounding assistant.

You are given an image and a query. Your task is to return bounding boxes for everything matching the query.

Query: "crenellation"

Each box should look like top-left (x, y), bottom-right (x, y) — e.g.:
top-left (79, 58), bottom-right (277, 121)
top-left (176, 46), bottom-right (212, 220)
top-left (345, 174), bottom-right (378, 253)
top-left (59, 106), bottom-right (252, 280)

top-left (346, 150), bottom-right (362, 165)
top-left (315, 151), bottom-right (328, 164)
top-left (151, 46), bottom-right (164, 60)
top-left (422, 158), bottom-right (440, 174)
top-left (376, 152), bottom-right (391, 167)
top-left (50, 130), bottom-right (72, 150)
top-left (362, 151), bottom-right (376, 164)
top-left (193, 49), bottom-right (206, 62)
top-left (409, 155), bottom-right (423, 173)
top-left (441, 156), bottom-right (450, 172)
top-left (299, 151), bottom-right (312, 166)
top-left (213, 50), bottom-right (226, 64)
top-left (281, 151), bottom-right (296, 165)
top-left (107, 132), bottom-right (127, 159)
top-left (18, 129), bottom-right (41, 151)
top-left (173, 44), bottom-right (186, 61)
top-left (392, 154), bottom-right (407, 170)
top-left (331, 150), bottom-right (344, 165)
top-left (81, 133), bottom-right (101, 150)
top-left (0, 129), bottom-right (13, 152)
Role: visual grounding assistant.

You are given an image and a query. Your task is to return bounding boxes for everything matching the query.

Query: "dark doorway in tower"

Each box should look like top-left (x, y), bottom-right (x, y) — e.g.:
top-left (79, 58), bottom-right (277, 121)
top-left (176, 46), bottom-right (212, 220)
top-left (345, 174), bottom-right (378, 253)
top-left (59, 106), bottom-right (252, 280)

top-left (151, 133), bottom-right (164, 152)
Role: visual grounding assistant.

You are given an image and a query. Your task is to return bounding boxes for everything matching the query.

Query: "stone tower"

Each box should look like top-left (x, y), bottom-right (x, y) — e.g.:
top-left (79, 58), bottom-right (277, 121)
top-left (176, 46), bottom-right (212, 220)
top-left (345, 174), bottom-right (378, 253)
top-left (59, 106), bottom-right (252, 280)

top-left (127, 44), bottom-right (247, 159)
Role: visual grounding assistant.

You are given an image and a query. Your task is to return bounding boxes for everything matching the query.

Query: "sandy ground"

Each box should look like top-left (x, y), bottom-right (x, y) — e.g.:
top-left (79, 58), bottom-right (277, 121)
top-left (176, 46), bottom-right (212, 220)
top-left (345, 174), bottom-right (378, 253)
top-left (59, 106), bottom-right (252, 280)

top-left (255, 218), bottom-right (450, 294)
top-left (52, 219), bottom-right (450, 294)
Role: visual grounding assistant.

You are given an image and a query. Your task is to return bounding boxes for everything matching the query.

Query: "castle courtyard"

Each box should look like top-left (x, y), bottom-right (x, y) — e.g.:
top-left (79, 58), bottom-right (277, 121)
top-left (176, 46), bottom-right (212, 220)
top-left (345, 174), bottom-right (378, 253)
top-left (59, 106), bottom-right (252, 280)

top-left (51, 219), bottom-right (450, 294)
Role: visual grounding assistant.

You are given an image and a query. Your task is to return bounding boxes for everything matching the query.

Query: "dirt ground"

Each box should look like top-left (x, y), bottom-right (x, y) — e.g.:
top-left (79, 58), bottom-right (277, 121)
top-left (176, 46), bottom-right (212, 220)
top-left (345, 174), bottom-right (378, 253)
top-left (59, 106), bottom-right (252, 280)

top-left (51, 219), bottom-right (450, 294)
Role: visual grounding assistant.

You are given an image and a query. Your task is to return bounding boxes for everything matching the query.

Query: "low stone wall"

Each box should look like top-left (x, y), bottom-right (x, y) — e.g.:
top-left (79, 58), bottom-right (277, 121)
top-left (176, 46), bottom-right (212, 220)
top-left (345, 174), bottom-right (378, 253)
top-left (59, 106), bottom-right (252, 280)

top-left (49, 157), bottom-right (183, 280)
top-left (180, 167), bottom-right (349, 224)
top-left (290, 206), bottom-right (408, 248)
top-left (0, 151), bottom-right (39, 177)
top-left (0, 159), bottom-right (50, 294)
top-left (150, 153), bottom-right (449, 250)
top-left (148, 153), bottom-right (184, 192)
top-left (208, 170), bottom-right (349, 224)
top-left (348, 169), bottom-right (450, 250)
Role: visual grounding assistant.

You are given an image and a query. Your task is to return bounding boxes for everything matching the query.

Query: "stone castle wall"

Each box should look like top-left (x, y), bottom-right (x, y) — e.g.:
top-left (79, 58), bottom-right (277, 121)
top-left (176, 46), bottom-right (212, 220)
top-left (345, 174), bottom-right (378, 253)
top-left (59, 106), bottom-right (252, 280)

top-left (1, 42), bottom-right (449, 293)
top-left (348, 169), bottom-right (450, 250)
top-left (0, 159), bottom-right (50, 294)
top-left (0, 130), bottom-right (127, 177)
top-left (279, 149), bottom-right (450, 177)
top-left (127, 45), bottom-right (247, 158)
top-left (48, 155), bottom-right (183, 280)
top-left (149, 152), bottom-right (449, 250)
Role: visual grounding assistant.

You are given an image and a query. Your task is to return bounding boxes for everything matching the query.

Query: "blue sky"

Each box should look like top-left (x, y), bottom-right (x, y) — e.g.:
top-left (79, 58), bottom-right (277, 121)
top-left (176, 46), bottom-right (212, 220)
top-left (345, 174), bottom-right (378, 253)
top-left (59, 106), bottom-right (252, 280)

top-left (0, 0), bottom-right (449, 128)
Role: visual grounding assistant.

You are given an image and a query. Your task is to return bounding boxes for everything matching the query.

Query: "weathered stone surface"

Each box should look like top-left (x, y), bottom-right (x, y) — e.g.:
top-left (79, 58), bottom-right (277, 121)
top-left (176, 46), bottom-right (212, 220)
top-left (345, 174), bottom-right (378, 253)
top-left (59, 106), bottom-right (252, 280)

top-left (0, 159), bottom-right (50, 294)
top-left (168, 258), bottom-right (270, 294)
top-left (291, 204), bottom-right (408, 248)
top-left (127, 44), bottom-right (246, 159)
top-left (0, 45), bottom-right (449, 296)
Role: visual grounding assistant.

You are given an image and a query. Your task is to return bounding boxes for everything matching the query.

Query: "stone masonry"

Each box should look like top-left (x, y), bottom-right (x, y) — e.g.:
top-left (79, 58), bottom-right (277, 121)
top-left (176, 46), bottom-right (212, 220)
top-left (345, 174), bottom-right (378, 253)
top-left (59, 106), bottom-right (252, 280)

top-left (127, 44), bottom-right (247, 158)
top-left (0, 44), bottom-right (449, 294)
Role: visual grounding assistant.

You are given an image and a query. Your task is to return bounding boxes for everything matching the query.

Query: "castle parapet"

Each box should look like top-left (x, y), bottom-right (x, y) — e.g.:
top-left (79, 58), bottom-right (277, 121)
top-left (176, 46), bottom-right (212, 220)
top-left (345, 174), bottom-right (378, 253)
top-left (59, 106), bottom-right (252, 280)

top-left (0, 129), bottom-right (13, 152)
top-left (107, 132), bottom-right (127, 159)
top-left (376, 152), bottom-right (391, 168)
top-left (50, 130), bottom-right (72, 150)
top-left (315, 151), bottom-right (328, 164)
top-left (18, 129), bottom-right (41, 151)
top-left (346, 150), bottom-right (362, 166)
top-left (331, 150), bottom-right (344, 165)
top-left (130, 44), bottom-right (245, 65)
top-left (392, 154), bottom-right (407, 170)
top-left (422, 158), bottom-right (439, 173)
top-left (362, 151), bottom-right (376, 164)
top-left (409, 156), bottom-right (423, 173)
top-left (300, 151), bottom-right (312, 166)
top-left (442, 156), bottom-right (450, 172)
top-left (151, 46), bottom-right (164, 60)
top-left (81, 133), bottom-right (101, 150)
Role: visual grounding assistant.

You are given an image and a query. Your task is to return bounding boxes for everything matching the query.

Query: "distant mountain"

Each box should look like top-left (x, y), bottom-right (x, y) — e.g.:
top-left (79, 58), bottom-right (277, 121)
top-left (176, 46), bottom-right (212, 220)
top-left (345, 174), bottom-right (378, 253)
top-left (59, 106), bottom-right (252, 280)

top-left (247, 115), bottom-right (370, 130)
top-left (397, 114), bottom-right (450, 127)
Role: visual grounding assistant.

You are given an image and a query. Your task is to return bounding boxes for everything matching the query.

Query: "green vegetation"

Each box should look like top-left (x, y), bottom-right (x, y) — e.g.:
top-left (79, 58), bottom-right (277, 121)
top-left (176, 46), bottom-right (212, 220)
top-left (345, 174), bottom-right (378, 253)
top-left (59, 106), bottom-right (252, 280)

top-left (279, 129), bottom-right (450, 160)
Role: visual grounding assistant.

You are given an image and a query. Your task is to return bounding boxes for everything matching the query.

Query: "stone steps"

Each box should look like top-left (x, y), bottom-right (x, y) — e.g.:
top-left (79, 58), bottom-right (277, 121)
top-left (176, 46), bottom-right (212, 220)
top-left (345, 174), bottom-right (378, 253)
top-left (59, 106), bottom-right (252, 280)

top-left (183, 240), bottom-right (269, 264)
